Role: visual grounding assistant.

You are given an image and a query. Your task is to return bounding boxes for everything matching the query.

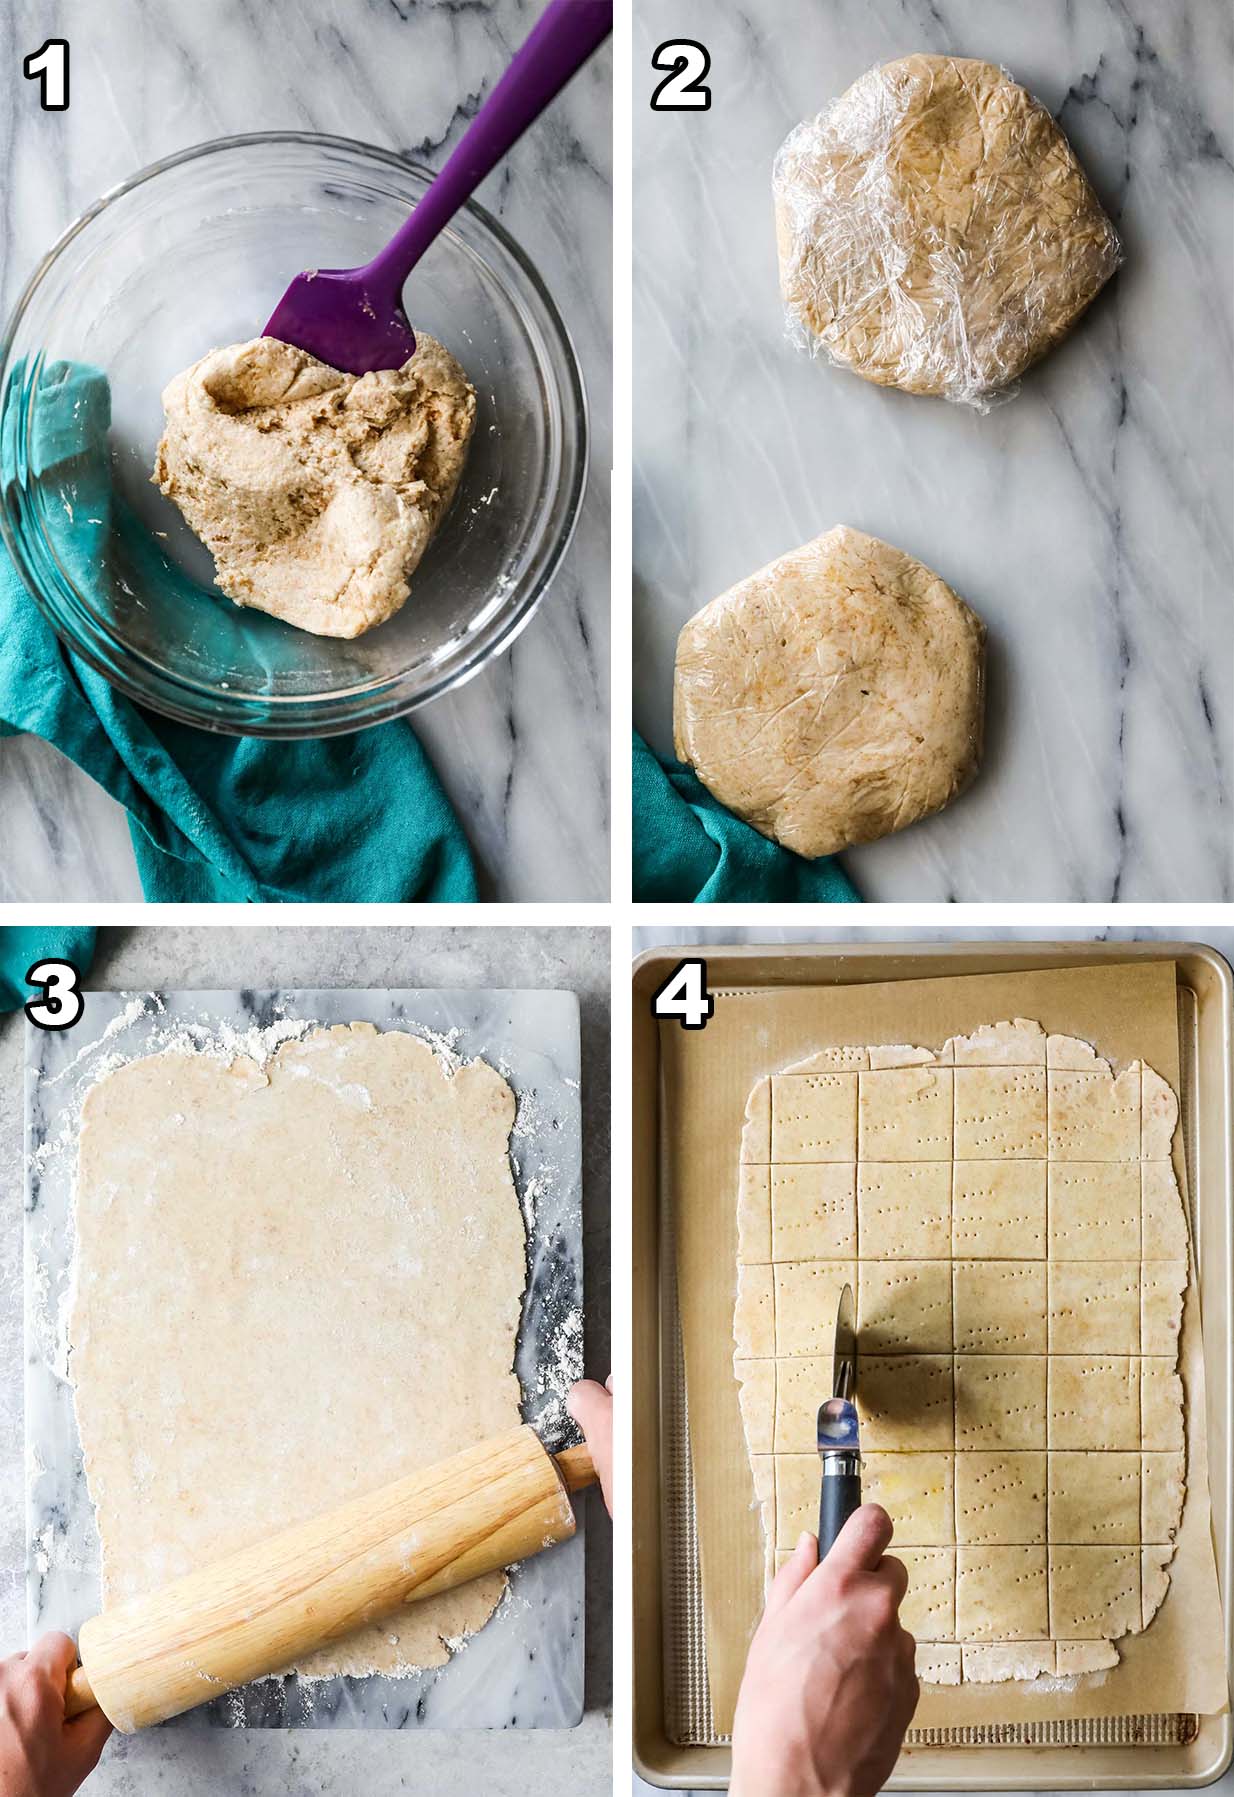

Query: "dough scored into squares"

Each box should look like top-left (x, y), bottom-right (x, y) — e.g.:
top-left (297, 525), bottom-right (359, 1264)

top-left (1048, 1163), bottom-right (1140, 1260)
top-left (858, 1260), bottom-right (952, 1353)
top-left (772, 1164), bottom-right (857, 1260)
top-left (954, 1452), bottom-right (1046, 1545)
top-left (735, 1264), bottom-right (775, 1359)
top-left (771, 1073), bottom-right (858, 1161)
top-left (857, 1163), bottom-right (950, 1258)
top-left (737, 1164), bottom-right (772, 1264)
top-left (952, 1161), bottom-right (1046, 1258)
top-left (736, 1025), bottom-right (1189, 1684)
top-left (953, 1261), bottom-right (1046, 1354)
top-left (863, 1453), bottom-right (955, 1546)
top-left (957, 1547), bottom-right (1048, 1641)
top-left (858, 1067), bottom-right (953, 1161)
top-left (954, 1067), bottom-right (1046, 1159)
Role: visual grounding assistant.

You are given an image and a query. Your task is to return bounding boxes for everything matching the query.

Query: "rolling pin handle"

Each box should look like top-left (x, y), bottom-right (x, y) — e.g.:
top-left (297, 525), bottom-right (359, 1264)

top-left (552, 1443), bottom-right (596, 1493)
top-left (64, 1664), bottom-right (97, 1720)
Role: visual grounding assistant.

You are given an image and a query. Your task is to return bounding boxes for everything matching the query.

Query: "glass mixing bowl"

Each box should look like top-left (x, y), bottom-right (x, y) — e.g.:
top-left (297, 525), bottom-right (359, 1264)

top-left (0, 133), bottom-right (587, 736)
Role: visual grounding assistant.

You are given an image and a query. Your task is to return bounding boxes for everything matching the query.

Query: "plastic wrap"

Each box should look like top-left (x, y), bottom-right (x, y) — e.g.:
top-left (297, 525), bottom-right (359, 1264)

top-left (673, 524), bottom-right (986, 859)
top-left (773, 55), bottom-right (1123, 410)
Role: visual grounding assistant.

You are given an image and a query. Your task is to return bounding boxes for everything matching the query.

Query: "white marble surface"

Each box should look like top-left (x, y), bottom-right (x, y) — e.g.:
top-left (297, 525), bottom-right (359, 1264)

top-left (633, 0), bottom-right (1233, 901)
top-left (631, 924), bottom-right (1232, 1795)
top-left (26, 987), bottom-right (584, 1730)
top-left (0, 927), bottom-right (612, 1792)
top-left (0, 0), bottom-right (611, 903)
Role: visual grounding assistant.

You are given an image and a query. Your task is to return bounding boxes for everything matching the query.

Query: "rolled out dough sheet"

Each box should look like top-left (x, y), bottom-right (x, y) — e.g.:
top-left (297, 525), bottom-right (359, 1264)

top-left (68, 1023), bottom-right (525, 1677)
top-left (735, 1019), bottom-right (1190, 1683)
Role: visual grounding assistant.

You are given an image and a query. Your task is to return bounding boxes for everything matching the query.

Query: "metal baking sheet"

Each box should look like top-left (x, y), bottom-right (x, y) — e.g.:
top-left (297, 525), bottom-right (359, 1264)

top-left (26, 988), bottom-right (585, 1731)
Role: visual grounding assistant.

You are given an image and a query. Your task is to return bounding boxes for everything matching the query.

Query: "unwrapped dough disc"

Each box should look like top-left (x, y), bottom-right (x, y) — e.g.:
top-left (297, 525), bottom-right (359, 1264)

top-left (673, 525), bottom-right (985, 858)
top-left (774, 55), bottom-right (1122, 407)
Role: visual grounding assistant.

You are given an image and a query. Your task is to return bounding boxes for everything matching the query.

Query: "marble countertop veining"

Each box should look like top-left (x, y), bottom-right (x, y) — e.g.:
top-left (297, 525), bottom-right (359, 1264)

top-left (633, 0), bottom-right (1233, 901)
top-left (0, 0), bottom-right (611, 903)
top-left (0, 926), bottom-right (612, 1794)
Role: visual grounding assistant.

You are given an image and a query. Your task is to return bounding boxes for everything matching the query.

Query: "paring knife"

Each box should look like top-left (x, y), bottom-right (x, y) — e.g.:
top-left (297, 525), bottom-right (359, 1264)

top-left (817, 1282), bottom-right (861, 1557)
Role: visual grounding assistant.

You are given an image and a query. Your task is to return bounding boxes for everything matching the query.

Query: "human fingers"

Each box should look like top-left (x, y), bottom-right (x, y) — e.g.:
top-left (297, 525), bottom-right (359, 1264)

top-left (873, 1550), bottom-right (908, 1607)
top-left (25, 1632), bottom-right (79, 1688)
top-left (819, 1503), bottom-right (894, 1579)
top-left (762, 1530), bottom-right (817, 1617)
top-left (62, 1704), bottom-right (113, 1780)
top-left (566, 1378), bottom-right (613, 1515)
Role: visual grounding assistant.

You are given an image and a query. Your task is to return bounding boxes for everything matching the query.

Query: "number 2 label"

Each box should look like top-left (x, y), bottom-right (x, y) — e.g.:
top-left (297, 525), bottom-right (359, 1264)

top-left (24, 39), bottom-right (70, 112)
top-left (651, 40), bottom-right (711, 112)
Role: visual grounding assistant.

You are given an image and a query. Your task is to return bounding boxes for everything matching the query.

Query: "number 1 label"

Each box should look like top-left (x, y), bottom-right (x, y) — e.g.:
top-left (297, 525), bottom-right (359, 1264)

top-left (24, 39), bottom-right (70, 111)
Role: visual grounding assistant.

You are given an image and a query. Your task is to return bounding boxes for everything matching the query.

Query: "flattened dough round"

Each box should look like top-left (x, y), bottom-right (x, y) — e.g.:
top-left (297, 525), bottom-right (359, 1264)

top-left (673, 525), bottom-right (986, 858)
top-left (774, 55), bottom-right (1122, 406)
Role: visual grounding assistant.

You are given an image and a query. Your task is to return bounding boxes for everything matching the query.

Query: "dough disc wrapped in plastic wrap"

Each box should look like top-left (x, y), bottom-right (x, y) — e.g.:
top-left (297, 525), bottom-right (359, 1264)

top-left (673, 525), bottom-right (986, 859)
top-left (774, 55), bottom-right (1122, 408)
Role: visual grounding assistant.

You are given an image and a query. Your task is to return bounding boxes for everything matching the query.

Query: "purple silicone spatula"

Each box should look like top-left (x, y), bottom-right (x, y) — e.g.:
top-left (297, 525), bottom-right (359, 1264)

top-left (264, 0), bottom-right (612, 376)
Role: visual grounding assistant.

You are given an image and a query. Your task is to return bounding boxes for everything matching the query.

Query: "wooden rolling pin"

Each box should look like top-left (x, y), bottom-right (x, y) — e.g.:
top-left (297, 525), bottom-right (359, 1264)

top-left (63, 1425), bottom-right (593, 1733)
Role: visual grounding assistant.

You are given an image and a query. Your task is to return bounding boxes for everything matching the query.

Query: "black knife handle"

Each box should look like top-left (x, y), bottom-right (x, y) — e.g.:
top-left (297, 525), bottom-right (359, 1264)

top-left (818, 1454), bottom-right (862, 1560)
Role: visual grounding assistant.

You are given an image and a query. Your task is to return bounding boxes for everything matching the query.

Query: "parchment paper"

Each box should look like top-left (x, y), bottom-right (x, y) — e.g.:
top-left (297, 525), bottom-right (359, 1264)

top-left (661, 958), bottom-right (1227, 1734)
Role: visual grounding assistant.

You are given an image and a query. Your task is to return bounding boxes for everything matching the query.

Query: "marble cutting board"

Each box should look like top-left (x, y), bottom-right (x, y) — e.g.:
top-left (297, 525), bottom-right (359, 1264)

top-left (24, 988), bottom-right (585, 1730)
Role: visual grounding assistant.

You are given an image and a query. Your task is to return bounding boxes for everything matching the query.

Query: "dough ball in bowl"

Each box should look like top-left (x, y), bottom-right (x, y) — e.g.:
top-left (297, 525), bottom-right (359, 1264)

top-left (774, 55), bottom-right (1122, 407)
top-left (673, 525), bottom-right (986, 858)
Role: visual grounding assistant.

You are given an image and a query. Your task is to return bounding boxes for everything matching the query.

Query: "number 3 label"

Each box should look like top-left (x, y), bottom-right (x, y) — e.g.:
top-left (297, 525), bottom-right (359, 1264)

top-left (25, 960), bottom-right (84, 1032)
top-left (651, 40), bottom-right (711, 112)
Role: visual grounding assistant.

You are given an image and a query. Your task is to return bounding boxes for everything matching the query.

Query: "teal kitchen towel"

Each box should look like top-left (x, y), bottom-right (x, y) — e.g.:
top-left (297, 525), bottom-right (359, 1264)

top-left (632, 731), bottom-right (860, 903)
top-left (0, 926), bottom-right (96, 1011)
top-left (0, 361), bottom-right (477, 903)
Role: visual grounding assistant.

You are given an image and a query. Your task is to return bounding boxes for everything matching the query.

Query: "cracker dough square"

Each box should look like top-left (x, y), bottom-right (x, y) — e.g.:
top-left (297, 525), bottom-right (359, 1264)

top-left (1049, 1357), bottom-right (1139, 1451)
top-left (1141, 1452), bottom-right (1186, 1543)
top-left (955, 1356), bottom-right (1046, 1450)
top-left (1048, 1261), bottom-right (1140, 1354)
top-left (772, 1163), bottom-right (857, 1260)
top-left (775, 1454), bottom-right (819, 1547)
top-left (963, 1642), bottom-right (1056, 1682)
top-left (1141, 1359), bottom-right (1184, 1452)
top-left (1142, 1163), bottom-right (1189, 1260)
top-left (869, 1044), bottom-right (943, 1069)
top-left (741, 1078), bottom-right (771, 1162)
top-left (737, 1164), bottom-right (772, 1263)
top-left (773, 1261), bottom-right (855, 1358)
top-left (1048, 1164), bottom-right (1140, 1261)
top-left (954, 1451), bottom-right (1046, 1545)
top-left (735, 1360), bottom-right (775, 1455)
top-left (863, 1453), bottom-right (955, 1546)
top-left (1141, 1067), bottom-right (1178, 1160)
top-left (857, 1163), bottom-right (951, 1258)
top-left (1142, 1262), bottom-right (1187, 1356)
top-left (953, 1261), bottom-right (1046, 1354)
top-left (956, 1547), bottom-right (1048, 1640)
top-left (771, 1073), bottom-right (858, 1162)
top-left (916, 1643), bottom-right (962, 1685)
top-left (773, 1355), bottom-right (830, 1453)
top-left (1048, 1068), bottom-right (1141, 1161)
top-left (858, 1260), bottom-right (952, 1353)
top-left (954, 1068), bottom-right (1046, 1159)
top-left (899, 1547), bottom-right (956, 1641)
top-left (1049, 1547), bottom-right (1140, 1639)
top-left (750, 1454), bottom-right (776, 1546)
top-left (735, 1264), bottom-right (776, 1359)
top-left (951, 1161), bottom-right (1046, 1258)
top-left (858, 1068), bottom-right (953, 1161)
top-left (1056, 1640), bottom-right (1119, 1674)
top-left (1048, 1451), bottom-right (1140, 1544)
top-left (858, 1355), bottom-right (954, 1451)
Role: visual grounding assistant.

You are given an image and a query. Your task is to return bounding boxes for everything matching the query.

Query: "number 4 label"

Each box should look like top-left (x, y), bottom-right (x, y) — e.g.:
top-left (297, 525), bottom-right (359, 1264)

top-left (651, 40), bottom-right (711, 112)
top-left (25, 960), bottom-right (84, 1032)
top-left (651, 958), bottom-right (714, 1030)
top-left (24, 40), bottom-right (70, 111)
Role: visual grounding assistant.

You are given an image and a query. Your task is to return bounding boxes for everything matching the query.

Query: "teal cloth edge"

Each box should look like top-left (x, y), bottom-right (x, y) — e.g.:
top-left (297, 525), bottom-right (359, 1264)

top-left (0, 927), bottom-right (96, 1012)
top-left (632, 731), bottom-right (859, 904)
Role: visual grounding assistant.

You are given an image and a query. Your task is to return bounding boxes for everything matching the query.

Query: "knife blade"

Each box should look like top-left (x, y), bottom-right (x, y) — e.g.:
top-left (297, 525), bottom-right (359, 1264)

top-left (817, 1282), bottom-right (861, 1559)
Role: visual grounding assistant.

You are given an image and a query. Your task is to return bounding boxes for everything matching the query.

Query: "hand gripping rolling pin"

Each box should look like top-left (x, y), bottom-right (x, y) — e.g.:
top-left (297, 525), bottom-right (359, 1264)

top-left (63, 1425), bottom-right (593, 1732)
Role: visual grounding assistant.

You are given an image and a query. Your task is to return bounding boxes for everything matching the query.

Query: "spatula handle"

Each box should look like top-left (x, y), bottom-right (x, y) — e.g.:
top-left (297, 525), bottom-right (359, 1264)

top-left (367, 0), bottom-right (612, 296)
top-left (818, 1454), bottom-right (862, 1560)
